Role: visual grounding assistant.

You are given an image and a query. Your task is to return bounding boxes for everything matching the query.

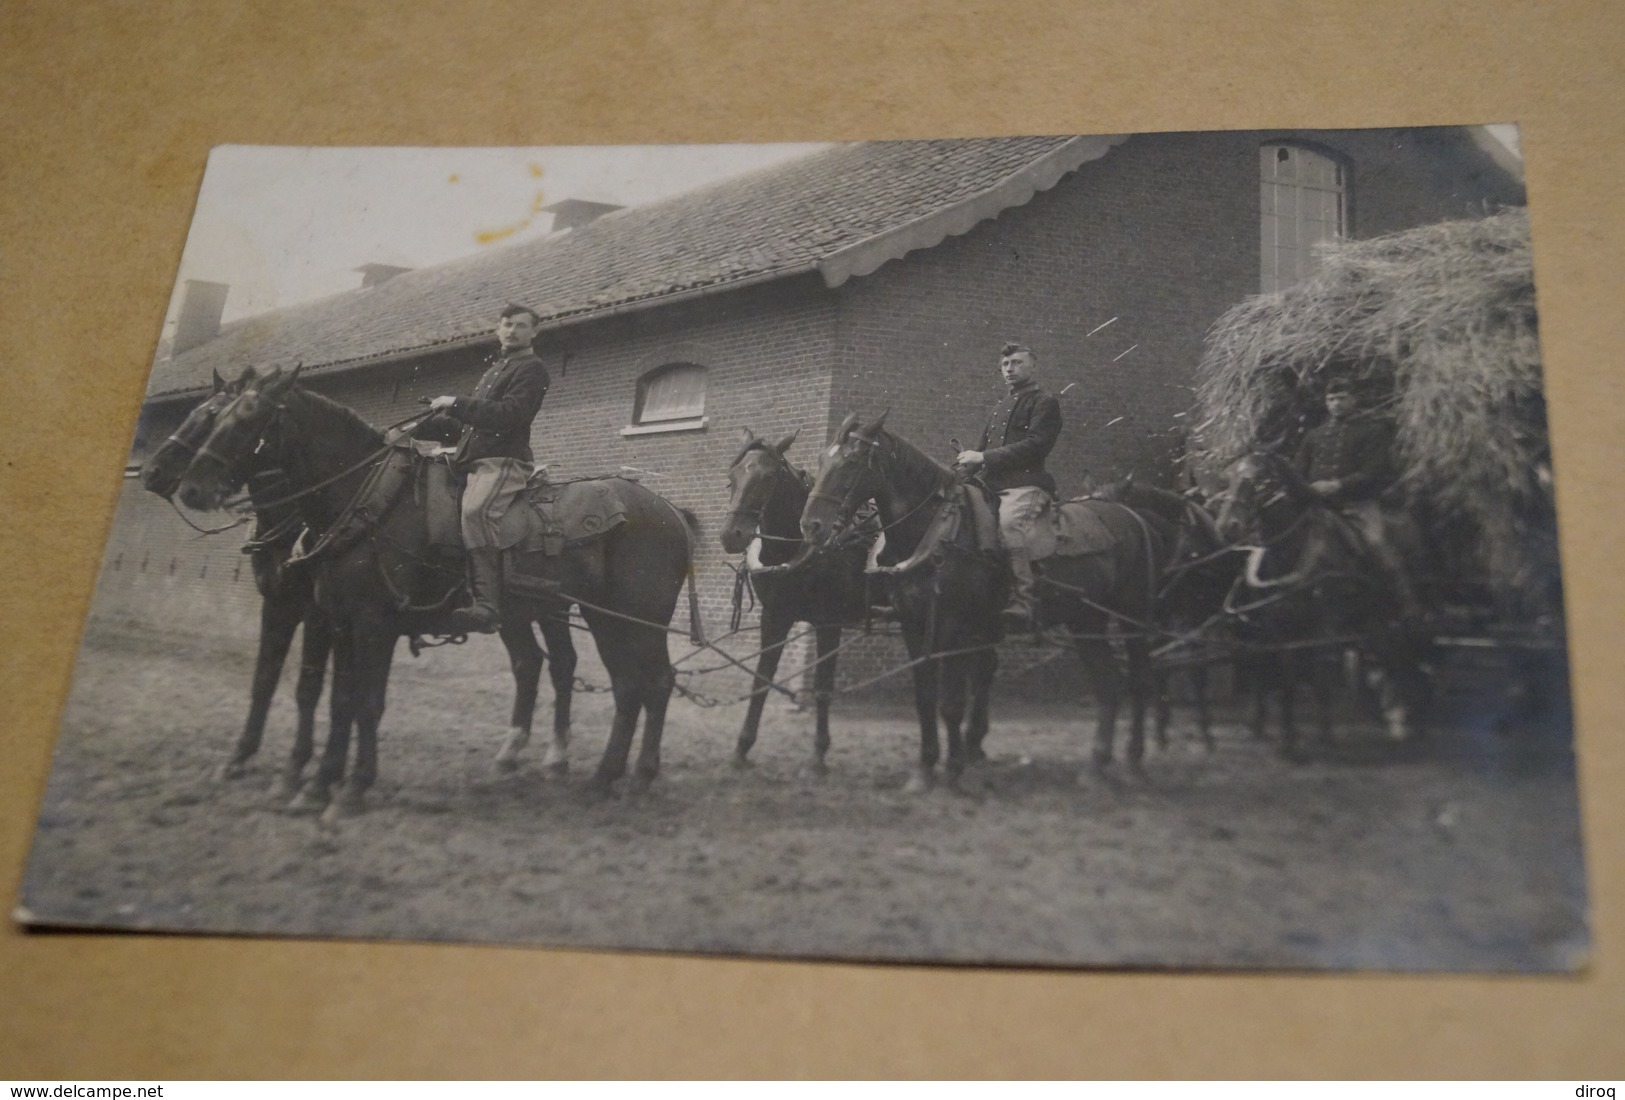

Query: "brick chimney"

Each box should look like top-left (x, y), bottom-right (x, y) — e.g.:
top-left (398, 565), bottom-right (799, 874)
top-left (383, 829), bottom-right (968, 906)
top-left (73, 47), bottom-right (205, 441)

top-left (541, 199), bottom-right (624, 232)
top-left (172, 279), bottom-right (230, 356)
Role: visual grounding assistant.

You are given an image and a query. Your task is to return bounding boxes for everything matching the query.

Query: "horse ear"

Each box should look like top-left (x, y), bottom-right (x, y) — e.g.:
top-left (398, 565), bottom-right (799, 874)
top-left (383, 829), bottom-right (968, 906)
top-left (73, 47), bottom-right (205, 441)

top-left (265, 363), bottom-right (301, 397)
top-left (235, 365), bottom-right (256, 390)
top-left (858, 409), bottom-right (888, 439)
top-left (737, 426), bottom-right (756, 446)
top-left (211, 369), bottom-right (227, 395)
top-left (836, 412), bottom-right (861, 443)
top-left (773, 428), bottom-right (799, 455)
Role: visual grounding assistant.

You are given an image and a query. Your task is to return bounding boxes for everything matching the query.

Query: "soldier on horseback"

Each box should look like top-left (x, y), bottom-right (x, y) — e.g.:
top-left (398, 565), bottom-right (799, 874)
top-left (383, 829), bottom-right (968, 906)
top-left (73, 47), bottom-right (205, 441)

top-left (424, 304), bottom-right (552, 634)
top-left (955, 341), bottom-right (1063, 629)
top-left (1295, 373), bottom-right (1422, 620)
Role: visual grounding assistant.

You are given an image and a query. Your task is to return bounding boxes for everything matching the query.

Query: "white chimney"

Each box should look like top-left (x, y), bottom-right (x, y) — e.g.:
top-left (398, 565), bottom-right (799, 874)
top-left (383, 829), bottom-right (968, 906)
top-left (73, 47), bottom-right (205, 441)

top-left (541, 199), bottom-right (624, 232)
top-left (172, 279), bottom-right (230, 355)
top-left (355, 263), bottom-right (413, 289)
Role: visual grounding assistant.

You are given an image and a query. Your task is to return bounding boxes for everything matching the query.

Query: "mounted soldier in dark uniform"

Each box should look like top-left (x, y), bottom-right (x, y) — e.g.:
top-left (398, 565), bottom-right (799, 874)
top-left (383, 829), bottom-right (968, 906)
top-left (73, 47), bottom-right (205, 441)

top-left (421, 304), bottom-right (551, 634)
top-left (955, 341), bottom-right (1063, 628)
top-left (1295, 374), bottom-right (1422, 619)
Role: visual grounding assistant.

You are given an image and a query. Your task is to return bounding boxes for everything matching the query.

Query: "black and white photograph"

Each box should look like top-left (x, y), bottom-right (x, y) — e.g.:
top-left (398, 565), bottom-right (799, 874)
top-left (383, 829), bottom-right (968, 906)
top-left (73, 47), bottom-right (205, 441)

top-left (15, 127), bottom-right (1585, 972)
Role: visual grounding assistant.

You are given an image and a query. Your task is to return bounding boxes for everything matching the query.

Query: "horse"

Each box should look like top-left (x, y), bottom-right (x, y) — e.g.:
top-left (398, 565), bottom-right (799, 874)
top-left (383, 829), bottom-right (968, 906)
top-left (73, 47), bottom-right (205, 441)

top-left (1094, 476), bottom-right (1239, 752)
top-left (176, 365), bottom-right (698, 816)
top-left (719, 427), bottom-right (871, 772)
top-left (1214, 449), bottom-right (1433, 752)
top-left (139, 370), bottom-right (334, 795)
top-left (787, 412), bottom-right (1003, 792)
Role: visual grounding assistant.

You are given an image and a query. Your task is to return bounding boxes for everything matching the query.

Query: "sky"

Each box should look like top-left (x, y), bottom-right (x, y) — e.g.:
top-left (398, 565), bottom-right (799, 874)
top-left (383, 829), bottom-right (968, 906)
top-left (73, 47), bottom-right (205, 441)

top-left (165, 143), bottom-right (833, 328)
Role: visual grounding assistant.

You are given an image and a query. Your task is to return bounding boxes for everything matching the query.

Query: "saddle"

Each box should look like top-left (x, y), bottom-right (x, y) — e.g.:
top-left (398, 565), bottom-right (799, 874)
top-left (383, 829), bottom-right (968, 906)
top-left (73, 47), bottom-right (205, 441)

top-left (409, 442), bottom-right (632, 556)
top-left (982, 490), bottom-right (1121, 562)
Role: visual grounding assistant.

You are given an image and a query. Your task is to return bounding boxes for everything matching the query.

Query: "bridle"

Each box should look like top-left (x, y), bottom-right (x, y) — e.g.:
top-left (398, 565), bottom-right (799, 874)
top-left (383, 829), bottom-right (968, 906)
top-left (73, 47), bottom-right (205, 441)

top-left (723, 443), bottom-right (811, 542)
top-left (807, 431), bottom-right (947, 546)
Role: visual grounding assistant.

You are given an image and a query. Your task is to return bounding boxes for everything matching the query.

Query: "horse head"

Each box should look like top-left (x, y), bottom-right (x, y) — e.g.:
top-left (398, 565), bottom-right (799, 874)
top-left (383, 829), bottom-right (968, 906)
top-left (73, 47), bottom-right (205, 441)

top-left (177, 363), bottom-right (302, 511)
top-left (1214, 449), bottom-right (1309, 544)
top-left (720, 426), bottom-right (800, 555)
top-left (141, 369), bottom-right (240, 500)
top-left (801, 410), bottom-right (888, 550)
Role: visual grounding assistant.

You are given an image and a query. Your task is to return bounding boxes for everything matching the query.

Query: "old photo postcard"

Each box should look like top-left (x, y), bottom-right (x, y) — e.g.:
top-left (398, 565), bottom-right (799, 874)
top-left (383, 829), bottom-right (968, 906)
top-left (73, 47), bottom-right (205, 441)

top-left (14, 128), bottom-right (1586, 970)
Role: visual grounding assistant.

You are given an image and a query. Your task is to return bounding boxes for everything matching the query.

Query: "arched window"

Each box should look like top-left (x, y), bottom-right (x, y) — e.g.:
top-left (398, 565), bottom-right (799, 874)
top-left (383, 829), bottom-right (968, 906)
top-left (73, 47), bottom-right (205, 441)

top-left (627, 362), bottom-right (707, 433)
top-left (1260, 144), bottom-right (1348, 292)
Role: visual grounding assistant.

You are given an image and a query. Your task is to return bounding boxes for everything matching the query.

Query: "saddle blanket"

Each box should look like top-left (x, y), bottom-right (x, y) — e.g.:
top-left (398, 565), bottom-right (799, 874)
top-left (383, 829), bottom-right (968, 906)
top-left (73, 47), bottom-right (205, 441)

top-left (402, 443), bottom-right (630, 555)
top-left (1031, 497), bottom-right (1121, 559)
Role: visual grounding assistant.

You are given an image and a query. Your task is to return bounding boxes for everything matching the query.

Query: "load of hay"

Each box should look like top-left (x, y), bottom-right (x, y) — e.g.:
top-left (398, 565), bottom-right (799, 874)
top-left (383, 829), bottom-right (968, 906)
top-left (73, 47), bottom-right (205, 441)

top-left (1192, 208), bottom-right (1560, 623)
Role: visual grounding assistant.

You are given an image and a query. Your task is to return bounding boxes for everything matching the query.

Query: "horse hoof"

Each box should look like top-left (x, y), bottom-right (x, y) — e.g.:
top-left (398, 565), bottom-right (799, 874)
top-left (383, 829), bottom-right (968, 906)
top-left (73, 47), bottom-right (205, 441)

top-left (493, 753), bottom-right (521, 775)
top-left (629, 772), bottom-right (656, 795)
top-left (730, 753), bottom-right (754, 771)
top-left (1091, 747), bottom-right (1114, 771)
top-left (901, 773), bottom-right (933, 796)
top-left (806, 758), bottom-right (830, 780)
top-left (216, 760), bottom-right (249, 782)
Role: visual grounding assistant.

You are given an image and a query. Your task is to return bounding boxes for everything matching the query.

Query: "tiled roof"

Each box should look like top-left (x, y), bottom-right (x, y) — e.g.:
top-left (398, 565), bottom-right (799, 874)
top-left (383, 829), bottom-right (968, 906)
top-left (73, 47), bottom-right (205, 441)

top-left (147, 135), bottom-right (1121, 398)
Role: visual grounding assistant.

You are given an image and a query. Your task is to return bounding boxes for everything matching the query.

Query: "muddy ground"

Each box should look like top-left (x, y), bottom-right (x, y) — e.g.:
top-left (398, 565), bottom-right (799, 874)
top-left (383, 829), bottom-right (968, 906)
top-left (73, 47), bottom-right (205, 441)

top-left (17, 621), bottom-right (1588, 971)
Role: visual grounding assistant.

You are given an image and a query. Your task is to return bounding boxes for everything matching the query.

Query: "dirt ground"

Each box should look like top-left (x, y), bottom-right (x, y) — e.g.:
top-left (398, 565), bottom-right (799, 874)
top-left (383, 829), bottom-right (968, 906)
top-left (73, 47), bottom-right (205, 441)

top-left (17, 620), bottom-right (1589, 972)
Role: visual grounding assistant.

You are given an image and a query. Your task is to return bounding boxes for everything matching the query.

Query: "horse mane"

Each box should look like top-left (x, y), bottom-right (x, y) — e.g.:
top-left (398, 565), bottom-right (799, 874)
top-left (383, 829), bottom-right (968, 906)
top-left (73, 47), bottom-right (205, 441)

top-left (872, 427), bottom-right (958, 496)
top-left (289, 385), bottom-right (385, 447)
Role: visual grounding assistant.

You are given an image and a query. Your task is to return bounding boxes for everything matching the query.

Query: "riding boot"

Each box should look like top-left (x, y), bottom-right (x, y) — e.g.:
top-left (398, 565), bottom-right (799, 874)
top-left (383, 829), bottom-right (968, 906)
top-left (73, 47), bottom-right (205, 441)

top-left (1002, 547), bottom-right (1040, 631)
top-left (448, 547), bottom-right (503, 634)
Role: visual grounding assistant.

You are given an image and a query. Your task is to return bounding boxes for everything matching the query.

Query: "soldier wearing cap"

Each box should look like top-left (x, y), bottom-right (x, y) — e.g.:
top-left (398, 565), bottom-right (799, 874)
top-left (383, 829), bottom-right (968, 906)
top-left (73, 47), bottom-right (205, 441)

top-left (956, 342), bottom-right (1063, 627)
top-left (1295, 375), bottom-right (1420, 618)
top-left (424, 304), bottom-right (552, 633)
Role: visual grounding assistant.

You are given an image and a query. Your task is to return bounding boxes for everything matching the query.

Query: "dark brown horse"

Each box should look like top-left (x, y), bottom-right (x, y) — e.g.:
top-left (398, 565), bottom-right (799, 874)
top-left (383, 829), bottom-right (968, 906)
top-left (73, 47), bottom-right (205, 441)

top-left (1096, 476), bottom-right (1239, 752)
top-left (719, 428), bottom-right (870, 772)
top-left (1215, 450), bottom-right (1433, 752)
top-left (792, 412), bottom-right (1004, 792)
top-left (177, 366), bottom-right (697, 816)
top-left (139, 371), bottom-right (333, 795)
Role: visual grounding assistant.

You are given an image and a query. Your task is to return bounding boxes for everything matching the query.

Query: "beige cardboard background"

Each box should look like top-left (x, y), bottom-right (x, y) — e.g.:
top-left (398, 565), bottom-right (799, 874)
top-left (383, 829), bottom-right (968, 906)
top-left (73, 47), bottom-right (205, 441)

top-left (2, 0), bottom-right (1621, 1078)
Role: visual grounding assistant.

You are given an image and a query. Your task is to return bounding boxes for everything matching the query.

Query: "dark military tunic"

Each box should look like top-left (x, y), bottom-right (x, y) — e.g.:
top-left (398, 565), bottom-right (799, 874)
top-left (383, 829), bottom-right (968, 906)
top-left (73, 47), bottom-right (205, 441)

top-left (1295, 414), bottom-right (1397, 504)
top-left (447, 347), bottom-right (551, 469)
top-left (976, 379), bottom-right (1063, 493)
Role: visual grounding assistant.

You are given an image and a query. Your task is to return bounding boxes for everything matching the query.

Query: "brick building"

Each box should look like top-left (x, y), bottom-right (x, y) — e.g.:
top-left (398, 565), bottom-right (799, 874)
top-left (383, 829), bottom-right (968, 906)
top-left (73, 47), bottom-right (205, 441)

top-left (98, 128), bottom-right (1524, 692)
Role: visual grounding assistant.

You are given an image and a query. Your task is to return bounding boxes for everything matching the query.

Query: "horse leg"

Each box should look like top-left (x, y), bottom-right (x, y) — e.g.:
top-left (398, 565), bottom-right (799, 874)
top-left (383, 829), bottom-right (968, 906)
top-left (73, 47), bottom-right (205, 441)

top-left (1123, 637), bottom-right (1151, 769)
top-left (1192, 661), bottom-right (1214, 753)
top-left (939, 654), bottom-right (969, 786)
top-left (292, 619), bottom-right (355, 813)
top-left (585, 623), bottom-right (641, 795)
top-left (1245, 656), bottom-right (1268, 741)
top-left (810, 624), bottom-right (842, 774)
top-left (1151, 667), bottom-right (1172, 753)
top-left (734, 606), bottom-right (792, 768)
top-left (1311, 650), bottom-right (1336, 746)
top-left (278, 606), bottom-right (332, 800)
top-left (965, 645), bottom-right (997, 764)
top-left (328, 623), bottom-right (397, 820)
top-left (1073, 633), bottom-right (1121, 772)
top-left (903, 624), bottom-right (940, 794)
top-left (495, 618), bottom-right (543, 773)
top-left (630, 635), bottom-right (675, 793)
top-left (537, 610), bottom-right (576, 775)
top-left (1277, 658), bottom-right (1301, 761)
top-left (223, 592), bottom-right (301, 780)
